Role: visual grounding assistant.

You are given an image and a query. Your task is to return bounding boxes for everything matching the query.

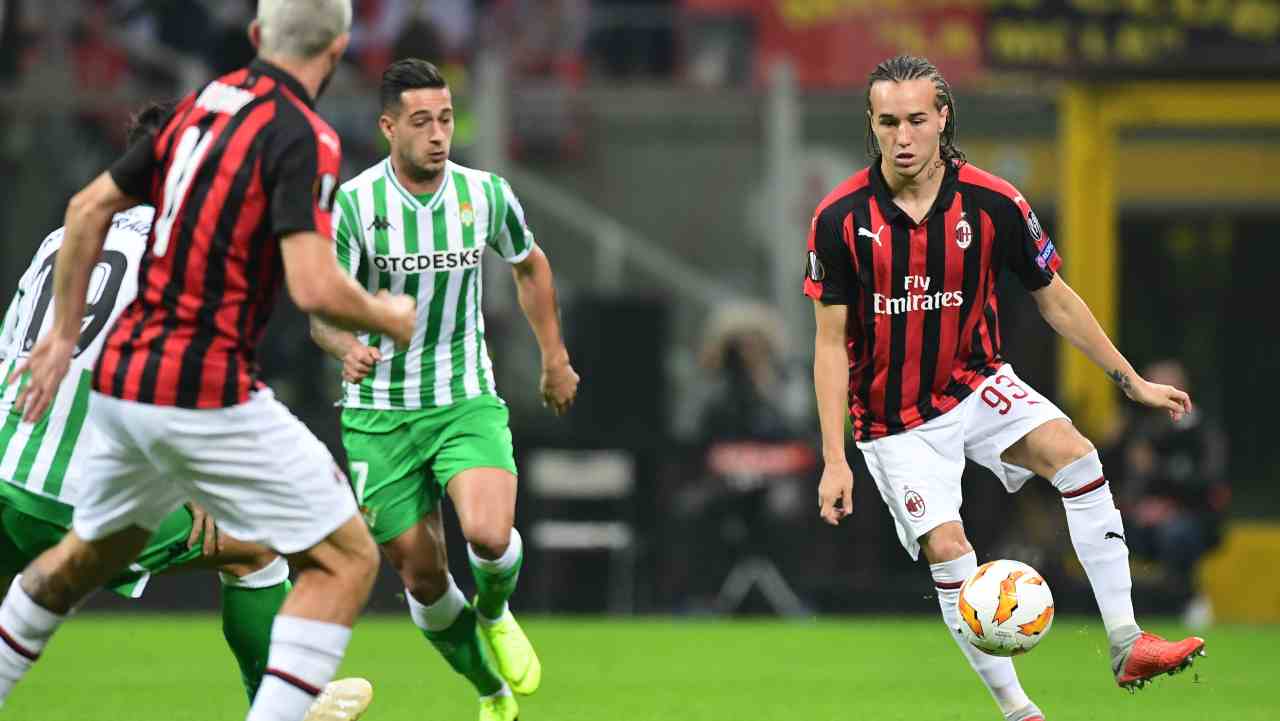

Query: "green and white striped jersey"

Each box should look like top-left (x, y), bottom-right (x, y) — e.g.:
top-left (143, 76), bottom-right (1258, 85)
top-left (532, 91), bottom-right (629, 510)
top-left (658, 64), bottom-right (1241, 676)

top-left (334, 159), bottom-right (535, 410)
top-left (0, 206), bottom-right (151, 526)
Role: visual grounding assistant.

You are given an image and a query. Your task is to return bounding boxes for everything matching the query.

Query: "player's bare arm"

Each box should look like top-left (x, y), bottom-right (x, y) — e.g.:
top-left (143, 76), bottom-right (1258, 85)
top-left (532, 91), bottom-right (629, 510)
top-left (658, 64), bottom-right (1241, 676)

top-left (10, 172), bottom-right (135, 422)
top-left (1030, 274), bottom-right (1191, 420)
top-left (309, 316), bottom-right (383, 384)
top-left (813, 299), bottom-right (854, 526)
top-left (280, 229), bottom-right (417, 346)
top-left (512, 245), bottom-right (579, 416)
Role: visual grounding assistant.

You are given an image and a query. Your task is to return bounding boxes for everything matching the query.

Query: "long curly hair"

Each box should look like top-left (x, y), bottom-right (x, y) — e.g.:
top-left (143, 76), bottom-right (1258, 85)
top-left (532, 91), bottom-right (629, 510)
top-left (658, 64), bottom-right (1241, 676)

top-left (864, 55), bottom-right (966, 166)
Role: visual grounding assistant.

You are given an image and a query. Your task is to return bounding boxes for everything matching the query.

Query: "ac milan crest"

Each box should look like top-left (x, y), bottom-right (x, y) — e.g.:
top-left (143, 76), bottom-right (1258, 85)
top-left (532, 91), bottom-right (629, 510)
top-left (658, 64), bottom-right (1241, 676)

top-left (955, 214), bottom-right (973, 250)
top-left (904, 489), bottom-right (926, 519)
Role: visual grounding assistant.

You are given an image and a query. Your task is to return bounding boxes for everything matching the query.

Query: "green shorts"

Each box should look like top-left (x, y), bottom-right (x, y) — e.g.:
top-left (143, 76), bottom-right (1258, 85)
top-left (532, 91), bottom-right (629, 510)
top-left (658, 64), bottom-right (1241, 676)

top-left (341, 395), bottom-right (517, 544)
top-left (0, 488), bottom-right (204, 598)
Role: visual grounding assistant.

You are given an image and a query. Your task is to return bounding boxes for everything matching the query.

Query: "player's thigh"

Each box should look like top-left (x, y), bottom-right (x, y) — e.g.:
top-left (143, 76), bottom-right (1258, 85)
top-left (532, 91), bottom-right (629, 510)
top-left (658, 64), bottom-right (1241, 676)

top-left (342, 415), bottom-right (438, 546)
top-left (173, 391), bottom-right (357, 555)
top-left (963, 364), bottom-right (1071, 492)
top-left (856, 414), bottom-right (966, 561)
top-left (380, 508), bottom-right (449, 584)
top-left (71, 395), bottom-right (185, 543)
top-left (433, 396), bottom-right (518, 508)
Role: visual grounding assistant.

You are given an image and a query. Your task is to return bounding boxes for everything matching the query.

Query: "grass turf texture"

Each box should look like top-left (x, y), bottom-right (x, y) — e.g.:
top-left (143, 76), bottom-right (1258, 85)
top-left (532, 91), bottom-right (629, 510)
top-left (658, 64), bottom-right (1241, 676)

top-left (7, 615), bottom-right (1270, 720)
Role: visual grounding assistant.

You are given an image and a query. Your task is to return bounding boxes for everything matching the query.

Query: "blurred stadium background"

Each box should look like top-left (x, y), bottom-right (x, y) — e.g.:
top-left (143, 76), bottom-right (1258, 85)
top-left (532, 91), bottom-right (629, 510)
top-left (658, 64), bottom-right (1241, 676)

top-left (1, 0), bottom-right (1277, 636)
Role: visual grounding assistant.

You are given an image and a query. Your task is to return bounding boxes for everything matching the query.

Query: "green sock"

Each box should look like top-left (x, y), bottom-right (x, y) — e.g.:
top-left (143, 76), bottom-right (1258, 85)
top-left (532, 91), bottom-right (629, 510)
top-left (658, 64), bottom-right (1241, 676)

top-left (221, 578), bottom-right (291, 702)
top-left (423, 604), bottom-right (505, 696)
top-left (469, 529), bottom-right (523, 620)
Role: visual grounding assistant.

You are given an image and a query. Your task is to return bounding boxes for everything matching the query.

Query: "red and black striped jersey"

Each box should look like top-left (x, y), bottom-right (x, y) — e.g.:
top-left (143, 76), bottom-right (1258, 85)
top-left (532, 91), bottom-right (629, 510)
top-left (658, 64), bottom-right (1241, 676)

top-left (98, 59), bottom-right (341, 408)
top-left (803, 161), bottom-right (1062, 442)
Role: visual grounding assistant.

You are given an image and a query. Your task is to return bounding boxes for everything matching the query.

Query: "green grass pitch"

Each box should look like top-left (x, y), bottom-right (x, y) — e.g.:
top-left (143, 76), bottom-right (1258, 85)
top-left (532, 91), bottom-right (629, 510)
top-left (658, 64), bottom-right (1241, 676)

top-left (7, 614), bottom-right (1272, 720)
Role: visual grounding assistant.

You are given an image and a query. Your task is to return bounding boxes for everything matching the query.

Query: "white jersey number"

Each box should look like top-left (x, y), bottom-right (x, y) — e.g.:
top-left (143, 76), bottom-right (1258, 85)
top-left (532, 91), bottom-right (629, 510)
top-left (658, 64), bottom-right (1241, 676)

top-left (154, 126), bottom-right (214, 258)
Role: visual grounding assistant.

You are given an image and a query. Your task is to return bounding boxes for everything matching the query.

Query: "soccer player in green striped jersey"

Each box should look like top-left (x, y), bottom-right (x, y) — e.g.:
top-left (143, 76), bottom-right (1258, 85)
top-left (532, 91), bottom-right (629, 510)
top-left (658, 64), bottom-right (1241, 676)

top-left (311, 59), bottom-right (579, 721)
top-left (0, 102), bottom-right (369, 721)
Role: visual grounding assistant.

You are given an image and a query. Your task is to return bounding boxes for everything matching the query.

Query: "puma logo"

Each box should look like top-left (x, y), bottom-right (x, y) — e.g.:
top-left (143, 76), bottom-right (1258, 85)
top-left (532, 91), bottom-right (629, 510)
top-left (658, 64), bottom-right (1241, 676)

top-left (858, 224), bottom-right (886, 247)
top-left (1104, 531), bottom-right (1126, 543)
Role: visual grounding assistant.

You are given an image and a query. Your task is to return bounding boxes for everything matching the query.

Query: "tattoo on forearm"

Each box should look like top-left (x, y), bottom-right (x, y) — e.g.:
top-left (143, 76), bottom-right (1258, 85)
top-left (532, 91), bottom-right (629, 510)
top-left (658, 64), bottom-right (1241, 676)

top-left (1107, 369), bottom-right (1132, 391)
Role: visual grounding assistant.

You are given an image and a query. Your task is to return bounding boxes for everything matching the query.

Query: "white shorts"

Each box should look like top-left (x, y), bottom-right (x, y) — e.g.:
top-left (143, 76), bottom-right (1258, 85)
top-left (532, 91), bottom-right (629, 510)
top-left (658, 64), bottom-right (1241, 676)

top-left (72, 389), bottom-right (358, 555)
top-left (856, 363), bottom-right (1068, 560)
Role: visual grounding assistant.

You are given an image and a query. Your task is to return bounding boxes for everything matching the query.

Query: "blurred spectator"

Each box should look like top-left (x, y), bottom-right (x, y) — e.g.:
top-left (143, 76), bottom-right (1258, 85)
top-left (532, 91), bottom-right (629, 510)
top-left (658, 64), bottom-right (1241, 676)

top-left (485, 0), bottom-right (588, 158)
top-left (665, 303), bottom-right (816, 615)
top-left (1116, 360), bottom-right (1230, 628)
top-left (590, 0), bottom-right (677, 78)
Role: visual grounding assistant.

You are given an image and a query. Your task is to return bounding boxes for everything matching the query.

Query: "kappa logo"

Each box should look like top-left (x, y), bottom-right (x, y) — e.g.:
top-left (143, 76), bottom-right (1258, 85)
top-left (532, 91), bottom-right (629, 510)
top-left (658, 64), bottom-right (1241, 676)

top-left (368, 215), bottom-right (394, 232)
top-left (858, 224), bottom-right (886, 247)
top-left (955, 212), bottom-right (973, 250)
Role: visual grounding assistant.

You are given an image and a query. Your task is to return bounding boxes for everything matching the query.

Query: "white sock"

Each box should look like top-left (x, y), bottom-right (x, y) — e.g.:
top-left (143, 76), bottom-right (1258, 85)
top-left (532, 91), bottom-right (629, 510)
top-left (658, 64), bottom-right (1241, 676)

top-left (467, 528), bottom-right (522, 623)
top-left (931, 553), bottom-right (1031, 716)
top-left (247, 615), bottom-right (351, 721)
top-left (1053, 451), bottom-right (1138, 635)
top-left (221, 557), bottom-right (290, 589)
top-left (0, 577), bottom-right (66, 703)
top-left (406, 574), bottom-right (467, 633)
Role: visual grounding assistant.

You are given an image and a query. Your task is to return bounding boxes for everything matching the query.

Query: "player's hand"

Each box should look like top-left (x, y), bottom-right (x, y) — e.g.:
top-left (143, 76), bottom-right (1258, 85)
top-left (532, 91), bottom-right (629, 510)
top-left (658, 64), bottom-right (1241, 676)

top-left (185, 502), bottom-right (221, 557)
top-left (540, 354), bottom-right (579, 416)
top-left (342, 345), bottom-right (382, 384)
top-left (378, 291), bottom-right (417, 347)
top-left (817, 460), bottom-right (854, 526)
top-left (1126, 376), bottom-right (1192, 422)
top-left (8, 333), bottom-right (76, 424)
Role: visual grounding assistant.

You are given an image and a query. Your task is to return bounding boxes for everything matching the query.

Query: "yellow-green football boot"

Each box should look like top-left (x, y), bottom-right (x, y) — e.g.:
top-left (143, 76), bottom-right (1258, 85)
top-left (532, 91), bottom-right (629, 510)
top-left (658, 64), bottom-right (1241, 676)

top-left (479, 692), bottom-right (519, 721)
top-left (477, 604), bottom-right (542, 695)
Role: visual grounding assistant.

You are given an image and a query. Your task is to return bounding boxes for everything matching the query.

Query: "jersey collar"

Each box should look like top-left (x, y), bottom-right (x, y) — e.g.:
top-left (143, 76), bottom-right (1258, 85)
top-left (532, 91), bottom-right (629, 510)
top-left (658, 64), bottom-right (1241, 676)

top-left (382, 158), bottom-right (452, 212)
top-left (249, 58), bottom-right (314, 109)
top-left (869, 158), bottom-right (960, 227)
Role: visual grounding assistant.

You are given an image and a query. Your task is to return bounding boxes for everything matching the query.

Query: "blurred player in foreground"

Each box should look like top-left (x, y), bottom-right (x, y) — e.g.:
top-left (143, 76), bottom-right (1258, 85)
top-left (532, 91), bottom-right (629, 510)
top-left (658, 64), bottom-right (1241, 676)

top-left (311, 58), bottom-right (578, 721)
top-left (806, 55), bottom-right (1206, 721)
top-left (0, 2), bottom-right (414, 719)
top-left (0, 102), bottom-right (371, 721)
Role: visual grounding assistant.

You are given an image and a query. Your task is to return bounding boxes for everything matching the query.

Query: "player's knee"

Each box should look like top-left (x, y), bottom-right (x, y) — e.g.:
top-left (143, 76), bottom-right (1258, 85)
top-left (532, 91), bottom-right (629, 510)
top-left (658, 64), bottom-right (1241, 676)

top-left (1039, 423), bottom-right (1095, 475)
top-left (468, 525), bottom-right (512, 563)
top-left (920, 523), bottom-right (972, 564)
top-left (403, 566), bottom-right (450, 604)
top-left (463, 521), bottom-right (511, 559)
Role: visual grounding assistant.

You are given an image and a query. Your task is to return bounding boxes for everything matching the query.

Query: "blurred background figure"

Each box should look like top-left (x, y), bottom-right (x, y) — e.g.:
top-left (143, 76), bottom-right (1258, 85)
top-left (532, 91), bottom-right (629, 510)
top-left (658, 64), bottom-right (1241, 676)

top-left (666, 303), bottom-right (815, 615)
top-left (1114, 360), bottom-right (1230, 629)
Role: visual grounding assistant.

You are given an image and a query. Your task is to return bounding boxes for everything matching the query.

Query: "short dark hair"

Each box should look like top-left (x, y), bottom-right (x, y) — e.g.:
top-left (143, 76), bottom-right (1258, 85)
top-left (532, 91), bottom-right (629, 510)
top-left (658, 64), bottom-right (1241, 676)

top-left (380, 58), bottom-right (447, 114)
top-left (864, 55), bottom-right (965, 166)
top-left (125, 99), bottom-right (178, 146)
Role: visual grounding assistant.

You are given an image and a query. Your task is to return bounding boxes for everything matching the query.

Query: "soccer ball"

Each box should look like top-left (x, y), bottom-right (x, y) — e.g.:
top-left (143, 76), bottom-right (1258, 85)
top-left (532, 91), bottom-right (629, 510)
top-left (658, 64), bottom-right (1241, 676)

top-left (955, 559), bottom-right (1055, 656)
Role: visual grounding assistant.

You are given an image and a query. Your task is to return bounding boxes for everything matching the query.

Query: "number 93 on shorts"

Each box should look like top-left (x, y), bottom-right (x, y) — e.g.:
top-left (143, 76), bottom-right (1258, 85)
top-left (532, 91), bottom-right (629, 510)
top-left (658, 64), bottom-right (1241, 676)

top-left (856, 363), bottom-right (1067, 560)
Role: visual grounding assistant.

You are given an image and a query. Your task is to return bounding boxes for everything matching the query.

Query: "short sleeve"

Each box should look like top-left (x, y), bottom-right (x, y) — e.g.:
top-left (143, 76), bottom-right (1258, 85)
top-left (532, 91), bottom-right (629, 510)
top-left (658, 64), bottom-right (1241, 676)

top-left (1000, 191), bottom-right (1061, 291)
top-left (333, 189), bottom-right (364, 279)
top-left (108, 134), bottom-right (158, 201)
top-left (263, 120), bottom-right (342, 241)
top-left (802, 209), bottom-right (854, 305)
top-left (488, 175), bottom-right (535, 264)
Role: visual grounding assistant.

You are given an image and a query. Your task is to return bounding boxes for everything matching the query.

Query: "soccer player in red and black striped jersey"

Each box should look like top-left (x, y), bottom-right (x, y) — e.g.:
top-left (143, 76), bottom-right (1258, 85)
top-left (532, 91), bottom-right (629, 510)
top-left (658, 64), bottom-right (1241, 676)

top-left (807, 56), bottom-right (1205, 720)
top-left (0, 3), bottom-right (413, 720)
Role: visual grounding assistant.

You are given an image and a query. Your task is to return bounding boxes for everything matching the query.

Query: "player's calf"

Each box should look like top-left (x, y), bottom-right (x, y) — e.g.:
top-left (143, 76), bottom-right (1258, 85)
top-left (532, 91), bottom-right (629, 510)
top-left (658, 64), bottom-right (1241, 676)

top-left (0, 527), bottom-right (150, 705)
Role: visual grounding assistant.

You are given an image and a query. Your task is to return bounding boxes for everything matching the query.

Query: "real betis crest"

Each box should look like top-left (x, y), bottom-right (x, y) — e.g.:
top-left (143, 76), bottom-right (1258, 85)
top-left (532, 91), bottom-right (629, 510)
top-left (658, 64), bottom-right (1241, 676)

top-left (459, 202), bottom-right (475, 227)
